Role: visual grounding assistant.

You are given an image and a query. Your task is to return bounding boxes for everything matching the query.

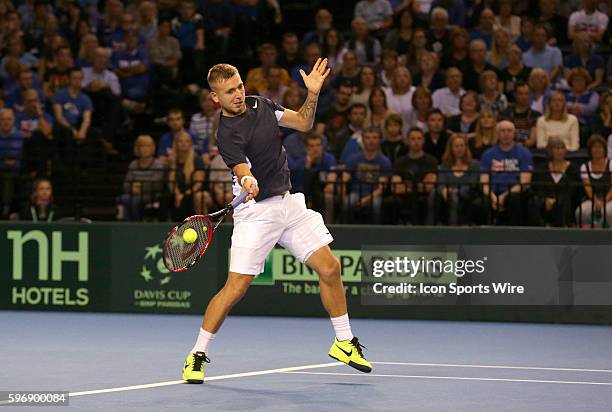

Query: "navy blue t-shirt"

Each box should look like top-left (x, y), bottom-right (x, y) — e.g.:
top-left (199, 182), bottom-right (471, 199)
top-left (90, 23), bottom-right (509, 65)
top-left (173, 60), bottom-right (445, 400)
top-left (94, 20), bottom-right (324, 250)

top-left (480, 144), bottom-right (533, 194)
top-left (217, 95), bottom-right (291, 201)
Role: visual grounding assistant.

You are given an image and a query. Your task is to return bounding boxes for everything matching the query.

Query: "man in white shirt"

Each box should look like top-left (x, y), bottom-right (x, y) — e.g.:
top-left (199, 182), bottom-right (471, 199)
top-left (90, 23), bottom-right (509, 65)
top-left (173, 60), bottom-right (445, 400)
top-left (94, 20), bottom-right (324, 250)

top-left (432, 67), bottom-right (465, 117)
top-left (354, 0), bottom-right (393, 33)
top-left (568, 0), bottom-right (609, 42)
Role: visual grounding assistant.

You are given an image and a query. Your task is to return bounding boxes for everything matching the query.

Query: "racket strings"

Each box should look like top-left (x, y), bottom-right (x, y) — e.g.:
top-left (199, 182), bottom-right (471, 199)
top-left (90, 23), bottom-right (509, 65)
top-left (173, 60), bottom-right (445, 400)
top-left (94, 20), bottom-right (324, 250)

top-left (166, 218), bottom-right (212, 270)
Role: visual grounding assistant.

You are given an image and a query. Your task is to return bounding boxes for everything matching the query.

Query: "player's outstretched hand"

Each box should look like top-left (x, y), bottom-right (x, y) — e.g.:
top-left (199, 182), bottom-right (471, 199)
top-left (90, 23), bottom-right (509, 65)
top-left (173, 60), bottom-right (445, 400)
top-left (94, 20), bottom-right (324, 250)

top-left (300, 58), bottom-right (331, 95)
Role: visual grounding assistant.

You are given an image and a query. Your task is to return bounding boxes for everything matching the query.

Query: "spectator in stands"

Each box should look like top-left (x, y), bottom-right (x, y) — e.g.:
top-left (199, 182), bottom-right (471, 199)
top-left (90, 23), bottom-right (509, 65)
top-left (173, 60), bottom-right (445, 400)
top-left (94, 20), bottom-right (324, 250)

top-left (51, 67), bottom-right (96, 164)
top-left (292, 43), bottom-right (323, 90)
top-left (16, 89), bottom-right (54, 175)
top-left (380, 113), bottom-right (408, 165)
top-left (424, 108), bottom-right (449, 162)
top-left (43, 45), bottom-right (74, 99)
top-left (168, 131), bottom-right (210, 219)
top-left (536, 92), bottom-right (580, 153)
top-left (470, 8), bottom-right (495, 48)
top-left (495, 0), bottom-right (521, 40)
top-left (564, 32), bottom-right (604, 91)
top-left (108, 13), bottom-right (136, 52)
top-left (316, 83), bottom-right (353, 152)
top-left (0, 37), bottom-right (38, 78)
top-left (478, 70), bottom-right (509, 114)
top-left (441, 27), bottom-right (470, 73)
top-left (566, 68), bottom-right (599, 142)
top-left (332, 50), bottom-right (360, 89)
top-left (576, 135), bottom-right (612, 227)
top-left (390, 127), bottom-right (438, 224)
top-left (413, 51), bottom-right (444, 92)
top-left (302, 8), bottom-right (333, 48)
top-left (427, 8), bottom-right (451, 58)
top-left (500, 82), bottom-right (540, 147)
top-left (75, 34), bottom-right (99, 69)
top-left (137, 1), bottom-right (158, 44)
top-left (281, 87), bottom-right (303, 113)
top-left (82, 47), bottom-right (122, 147)
top-left (590, 91), bottom-right (612, 138)
top-left (148, 18), bottom-right (182, 113)
top-left (432, 67), bottom-right (465, 117)
top-left (523, 25), bottom-right (562, 83)
top-left (343, 127), bottom-right (391, 224)
top-left (102, 0), bottom-right (124, 45)
top-left (487, 28), bottom-right (512, 71)
top-left (568, 0), bottom-right (609, 42)
top-left (464, 39), bottom-right (497, 93)
top-left (499, 45), bottom-right (531, 103)
top-left (383, 10), bottom-right (414, 59)
top-left (158, 108), bottom-right (198, 164)
top-left (342, 16), bottom-right (382, 66)
top-left (409, 86), bottom-right (433, 131)
top-left (260, 66), bottom-right (288, 104)
top-left (189, 89), bottom-right (218, 163)
top-left (321, 28), bottom-right (343, 72)
top-left (379, 50), bottom-right (398, 88)
top-left (209, 151), bottom-right (233, 209)
top-left (529, 68), bottom-right (553, 114)
top-left (112, 29), bottom-right (150, 112)
top-left (533, 137), bottom-right (580, 227)
top-left (430, 0), bottom-right (466, 27)
top-left (405, 28), bottom-right (429, 74)
top-left (173, 0), bottom-right (205, 87)
top-left (354, 0), bottom-right (393, 37)
top-left (201, 0), bottom-right (234, 63)
top-left (480, 120), bottom-right (533, 225)
top-left (5, 69), bottom-right (44, 113)
top-left (338, 103), bottom-right (368, 164)
top-left (515, 16), bottom-right (534, 52)
top-left (19, 178), bottom-right (60, 221)
top-left (0, 108), bottom-right (24, 218)
top-left (366, 87), bottom-right (395, 129)
top-left (118, 134), bottom-right (164, 221)
top-left (289, 132), bottom-right (336, 205)
top-left (383, 66), bottom-right (415, 137)
top-left (351, 65), bottom-right (378, 106)
top-left (470, 108), bottom-right (497, 159)
top-left (278, 33), bottom-right (304, 75)
top-left (446, 91), bottom-right (479, 140)
top-left (438, 134), bottom-right (482, 225)
top-left (246, 43), bottom-right (290, 94)
top-left (537, 0), bottom-right (568, 46)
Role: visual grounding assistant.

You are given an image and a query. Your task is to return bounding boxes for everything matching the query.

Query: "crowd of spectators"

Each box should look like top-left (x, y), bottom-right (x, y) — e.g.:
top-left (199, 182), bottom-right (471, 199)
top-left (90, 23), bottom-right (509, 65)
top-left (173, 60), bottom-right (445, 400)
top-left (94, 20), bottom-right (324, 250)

top-left (1, 0), bottom-right (612, 228)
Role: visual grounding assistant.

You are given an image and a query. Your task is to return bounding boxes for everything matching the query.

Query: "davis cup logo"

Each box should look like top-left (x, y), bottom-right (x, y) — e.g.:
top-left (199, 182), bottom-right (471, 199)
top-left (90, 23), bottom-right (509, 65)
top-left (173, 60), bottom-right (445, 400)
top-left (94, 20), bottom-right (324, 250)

top-left (141, 243), bottom-right (172, 285)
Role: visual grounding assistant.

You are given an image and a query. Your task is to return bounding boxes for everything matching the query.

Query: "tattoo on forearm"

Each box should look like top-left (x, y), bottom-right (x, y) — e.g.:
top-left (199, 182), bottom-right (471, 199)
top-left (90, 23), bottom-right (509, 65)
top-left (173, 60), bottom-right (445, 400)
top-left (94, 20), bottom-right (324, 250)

top-left (298, 93), bottom-right (319, 129)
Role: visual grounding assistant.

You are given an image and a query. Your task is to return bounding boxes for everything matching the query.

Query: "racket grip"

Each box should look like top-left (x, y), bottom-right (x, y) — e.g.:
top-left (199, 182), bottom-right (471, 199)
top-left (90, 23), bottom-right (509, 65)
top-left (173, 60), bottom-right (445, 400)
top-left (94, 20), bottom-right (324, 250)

top-left (231, 191), bottom-right (250, 209)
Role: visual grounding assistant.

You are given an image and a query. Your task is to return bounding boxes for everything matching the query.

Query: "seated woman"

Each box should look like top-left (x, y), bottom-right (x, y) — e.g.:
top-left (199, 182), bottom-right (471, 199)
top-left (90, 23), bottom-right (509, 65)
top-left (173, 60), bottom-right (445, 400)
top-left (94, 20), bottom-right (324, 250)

top-left (117, 135), bottom-right (164, 221)
top-left (536, 91), bottom-right (580, 152)
top-left (469, 108), bottom-right (497, 160)
top-left (167, 131), bottom-right (212, 220)
top-left (349, 65), bottom-right (377, 107)
top-left (478, 70), bottom-right (509, 115)
top-left (528, 68), bottom-right (553, 114)
top-left (20, 178), bottom-right (61, 221)
top-left (438, 134), bottom-right (482, 225)
top-left (366, 86), bottom-right (396, 130)
top-left (576, 135), bottom-right (612, 228)
top-left (533, 138), bottom-right (580, 227)
top-left (565, 68), bottom-right (599, 145)
top-left (446, 91), bottom-right (479, 140)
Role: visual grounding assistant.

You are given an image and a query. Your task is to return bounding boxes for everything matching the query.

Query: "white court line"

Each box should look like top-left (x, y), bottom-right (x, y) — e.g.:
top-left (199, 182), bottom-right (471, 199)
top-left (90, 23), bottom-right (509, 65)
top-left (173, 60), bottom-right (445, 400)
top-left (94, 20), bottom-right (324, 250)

top-left (67, 362), bottom-right (341, 398)
top-left (372, 362), bottom-right (612, 374)
top-left (282, 371), bottom-right (612, 386)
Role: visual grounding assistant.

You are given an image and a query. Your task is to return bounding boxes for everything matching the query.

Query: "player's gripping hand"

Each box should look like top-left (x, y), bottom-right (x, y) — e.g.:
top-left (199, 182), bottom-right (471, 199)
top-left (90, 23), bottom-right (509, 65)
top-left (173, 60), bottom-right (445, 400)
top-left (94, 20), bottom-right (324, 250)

top-left (241, 176), bottom-right (259, 202)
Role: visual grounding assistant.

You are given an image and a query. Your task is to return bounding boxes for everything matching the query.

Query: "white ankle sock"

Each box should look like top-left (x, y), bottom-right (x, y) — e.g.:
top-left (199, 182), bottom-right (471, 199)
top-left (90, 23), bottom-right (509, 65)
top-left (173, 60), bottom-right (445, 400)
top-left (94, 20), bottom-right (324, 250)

top-left (330, 313), bottom-right (354, 341)
top-left (191, 328), bottom-right (215, 354)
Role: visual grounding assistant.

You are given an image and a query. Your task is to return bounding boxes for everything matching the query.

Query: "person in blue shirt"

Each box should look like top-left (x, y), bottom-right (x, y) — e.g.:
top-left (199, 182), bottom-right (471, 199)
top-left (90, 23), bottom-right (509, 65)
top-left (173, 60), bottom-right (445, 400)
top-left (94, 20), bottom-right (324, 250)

top-left (112, 29), bottom-right (150, 105)
top-left (522, 25), bottom-right (563, 84)
top-left (0, 108), bottom-right (25, 218)
top-left (342, 127), bottom-right (392, 224)
top-left (172, 0), bottom-right (205, 86)
top-left (15, 89), bottom-right (54, 175)
top-left (157, 108), bottom-right (202, 165)
top-left (51, 67), bottom-right (98, 165)
top-left (289, 132), bottom-right (336, 194)
top-left (480, 120), bottom-right (534, 225)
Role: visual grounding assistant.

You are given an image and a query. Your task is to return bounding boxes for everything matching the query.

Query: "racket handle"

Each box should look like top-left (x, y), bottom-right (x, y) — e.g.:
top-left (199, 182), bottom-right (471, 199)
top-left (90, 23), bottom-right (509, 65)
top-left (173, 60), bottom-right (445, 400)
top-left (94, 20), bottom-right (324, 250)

top-left (230, 191), bottom-right (250, 209)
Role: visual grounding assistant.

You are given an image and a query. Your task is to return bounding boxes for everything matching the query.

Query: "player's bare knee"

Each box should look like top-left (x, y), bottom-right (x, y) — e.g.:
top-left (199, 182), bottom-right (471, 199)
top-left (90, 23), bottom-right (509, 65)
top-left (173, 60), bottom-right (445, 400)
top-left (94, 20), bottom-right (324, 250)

top-left (317, 257), bottom-right (341, 283)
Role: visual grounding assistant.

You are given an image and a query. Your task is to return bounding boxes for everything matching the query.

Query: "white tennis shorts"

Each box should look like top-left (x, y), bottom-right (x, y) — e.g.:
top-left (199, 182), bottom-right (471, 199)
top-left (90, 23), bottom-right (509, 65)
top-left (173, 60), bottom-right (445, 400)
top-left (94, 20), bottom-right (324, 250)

top-left (229, 192), bottom-right (333, 275)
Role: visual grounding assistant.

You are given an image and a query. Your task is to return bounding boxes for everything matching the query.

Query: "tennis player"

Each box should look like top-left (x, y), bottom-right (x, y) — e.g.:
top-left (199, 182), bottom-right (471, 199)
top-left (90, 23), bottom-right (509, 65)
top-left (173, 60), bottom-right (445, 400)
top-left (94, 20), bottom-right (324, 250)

top-left (182, 58), bottom-right (372, 383)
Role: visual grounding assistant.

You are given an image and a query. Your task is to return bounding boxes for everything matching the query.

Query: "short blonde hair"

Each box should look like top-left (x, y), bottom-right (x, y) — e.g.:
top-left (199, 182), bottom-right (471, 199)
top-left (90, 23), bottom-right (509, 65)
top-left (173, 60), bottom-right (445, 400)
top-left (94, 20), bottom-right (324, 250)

top-left (207, 64), bottom-right (239, 87)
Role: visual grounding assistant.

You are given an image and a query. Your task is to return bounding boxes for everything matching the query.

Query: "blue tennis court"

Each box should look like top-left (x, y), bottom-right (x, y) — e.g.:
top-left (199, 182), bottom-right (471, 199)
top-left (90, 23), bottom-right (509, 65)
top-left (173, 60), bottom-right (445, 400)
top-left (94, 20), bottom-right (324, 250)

top-left (2, 311), bottom-right (612, 411)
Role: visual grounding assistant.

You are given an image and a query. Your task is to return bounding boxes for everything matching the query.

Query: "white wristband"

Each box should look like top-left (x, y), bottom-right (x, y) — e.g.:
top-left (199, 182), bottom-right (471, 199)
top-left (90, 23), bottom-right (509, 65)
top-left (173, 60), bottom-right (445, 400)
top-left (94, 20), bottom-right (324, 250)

top-left (240, 175), bottom-right (258, 187)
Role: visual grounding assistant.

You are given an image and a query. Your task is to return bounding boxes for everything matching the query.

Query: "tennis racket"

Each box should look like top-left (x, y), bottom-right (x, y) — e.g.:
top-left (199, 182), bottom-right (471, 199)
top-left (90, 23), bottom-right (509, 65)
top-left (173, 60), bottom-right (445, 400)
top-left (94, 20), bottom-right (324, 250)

top-left (162, 191), bottom-right (249, 272)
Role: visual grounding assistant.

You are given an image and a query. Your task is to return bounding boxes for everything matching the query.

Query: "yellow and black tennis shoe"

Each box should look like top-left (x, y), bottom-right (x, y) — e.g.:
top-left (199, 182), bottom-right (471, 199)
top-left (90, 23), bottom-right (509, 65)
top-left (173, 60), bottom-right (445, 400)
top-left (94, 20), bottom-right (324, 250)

top-left (328, 337), bottom-right (372, 373)
top-left (182, 351), bottom-right (210, 384)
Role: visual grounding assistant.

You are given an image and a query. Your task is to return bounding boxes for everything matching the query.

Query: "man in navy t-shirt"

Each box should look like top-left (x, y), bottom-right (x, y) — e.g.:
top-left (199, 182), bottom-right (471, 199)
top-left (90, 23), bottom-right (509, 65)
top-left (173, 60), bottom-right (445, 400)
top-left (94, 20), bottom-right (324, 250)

top-left (480, 120), bottom-right (533, 225)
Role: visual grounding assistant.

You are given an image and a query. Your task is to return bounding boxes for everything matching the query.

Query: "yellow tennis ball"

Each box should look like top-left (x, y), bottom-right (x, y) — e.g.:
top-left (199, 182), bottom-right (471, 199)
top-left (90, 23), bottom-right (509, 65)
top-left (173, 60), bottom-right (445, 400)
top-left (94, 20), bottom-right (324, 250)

top-left (183, 228), bottom-right (198, 244)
